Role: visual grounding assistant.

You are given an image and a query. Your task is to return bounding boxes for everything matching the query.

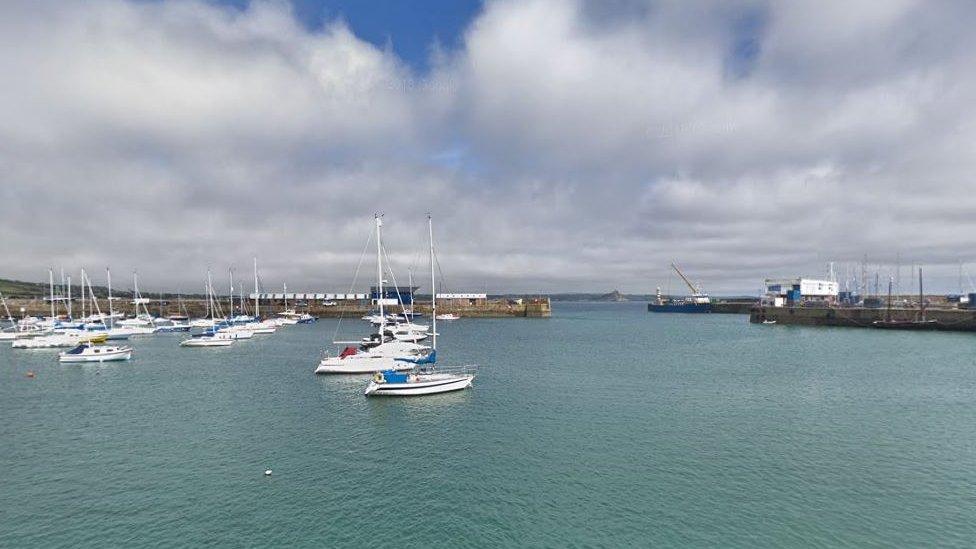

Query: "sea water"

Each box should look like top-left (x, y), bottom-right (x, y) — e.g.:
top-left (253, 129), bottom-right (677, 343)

top-left (1, 302), bottom-right (974, 547)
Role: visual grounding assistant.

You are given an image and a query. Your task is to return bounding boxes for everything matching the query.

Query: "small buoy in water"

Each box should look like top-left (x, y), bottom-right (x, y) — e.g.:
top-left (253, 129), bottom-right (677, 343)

top-left (26, 371), bottom-right (35, 378)
top-left (264, 469), bottom-right (272, 476)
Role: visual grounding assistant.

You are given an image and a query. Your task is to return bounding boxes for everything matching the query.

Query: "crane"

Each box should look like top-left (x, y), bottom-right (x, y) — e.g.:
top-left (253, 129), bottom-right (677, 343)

top-left (671, 263), bottom-right (702, 295)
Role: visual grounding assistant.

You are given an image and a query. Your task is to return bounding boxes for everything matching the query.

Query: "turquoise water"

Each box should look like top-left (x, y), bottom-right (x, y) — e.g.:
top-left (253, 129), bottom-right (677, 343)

top-left (2, 302), bottom-right (975, 547)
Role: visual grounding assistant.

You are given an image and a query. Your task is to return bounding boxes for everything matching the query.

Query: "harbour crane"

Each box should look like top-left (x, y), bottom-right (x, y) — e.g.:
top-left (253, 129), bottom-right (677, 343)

top-left (671, 262), bottom-right (702, 295)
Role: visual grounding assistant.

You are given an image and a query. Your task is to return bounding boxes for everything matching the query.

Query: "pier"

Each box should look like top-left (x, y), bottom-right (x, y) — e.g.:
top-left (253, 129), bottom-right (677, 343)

top-left (750, 304), bottom-right (976, 332)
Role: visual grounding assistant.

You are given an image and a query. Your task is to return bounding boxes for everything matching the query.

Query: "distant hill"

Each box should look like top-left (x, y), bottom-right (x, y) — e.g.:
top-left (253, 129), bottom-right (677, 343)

top-left (597, 290), bottom-right (628, 302)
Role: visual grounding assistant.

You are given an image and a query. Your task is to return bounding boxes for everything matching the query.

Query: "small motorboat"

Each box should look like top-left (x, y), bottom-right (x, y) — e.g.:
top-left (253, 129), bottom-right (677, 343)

top-left (59, 343), bottom-right (132, 363)
top-left (364, 366), bottom-right (475, 397)
top-left (435, 313), bottom-right (460, 321)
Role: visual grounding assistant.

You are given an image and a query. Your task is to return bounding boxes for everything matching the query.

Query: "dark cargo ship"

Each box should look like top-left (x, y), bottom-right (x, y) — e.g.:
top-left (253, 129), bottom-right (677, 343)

top-left (648, 263), bottom-right (712, 313)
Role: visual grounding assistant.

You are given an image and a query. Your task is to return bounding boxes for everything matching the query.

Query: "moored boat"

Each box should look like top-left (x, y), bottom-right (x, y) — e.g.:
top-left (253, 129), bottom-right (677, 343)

top-left (316, 215), bottom-right (431, 375)
top-left (647, 263), bottom-right (712, 313)
top-left (365, 367), bottom-right (475, 396)
top-left (58, 343), bottom-right (132, 363)
top-left (364, 215), bottom-right (476, 396)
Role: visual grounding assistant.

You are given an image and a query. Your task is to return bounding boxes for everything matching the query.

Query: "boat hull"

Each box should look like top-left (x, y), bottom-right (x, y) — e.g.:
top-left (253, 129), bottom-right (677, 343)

top-left (315, 356), bottom-right (416, 375)
top-left (647, 303), bottom-right (712, 313)
top-left (364, 374), bottom-right (474, 396)
top-left (180, 337), bottom-right (234, 347)
top-left (59, 348), bottom-right (132, 363)
top-left (872, 320), bottom-right (942, 331)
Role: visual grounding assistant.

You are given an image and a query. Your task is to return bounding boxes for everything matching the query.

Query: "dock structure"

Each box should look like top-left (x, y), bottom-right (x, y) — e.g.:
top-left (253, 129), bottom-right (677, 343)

top-left (750, 304), bottom-right (976, 332)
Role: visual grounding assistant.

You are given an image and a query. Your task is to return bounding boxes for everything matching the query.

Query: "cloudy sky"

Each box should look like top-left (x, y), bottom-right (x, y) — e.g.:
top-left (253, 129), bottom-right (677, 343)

top-left (2, 0), bottom-right (975, 295)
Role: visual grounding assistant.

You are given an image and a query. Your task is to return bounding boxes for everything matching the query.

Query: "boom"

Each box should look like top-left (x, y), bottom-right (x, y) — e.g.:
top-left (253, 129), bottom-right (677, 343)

top-left (671, 263), bottom-right (700, 295)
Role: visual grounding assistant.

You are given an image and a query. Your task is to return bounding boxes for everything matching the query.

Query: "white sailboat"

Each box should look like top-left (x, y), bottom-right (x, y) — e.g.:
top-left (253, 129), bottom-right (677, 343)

top-left (316, 215), bottom-right (429, 374)
top-left (118, 271), bottom-right (159, 334)
top-left (181, 271), bottom-right (235, 347)
top-left (77, 268), bottom-right (132, 340)
top-left (365, 215), bottom-right (476, 396)
top-left (0, 291), bottom-right (33, 340)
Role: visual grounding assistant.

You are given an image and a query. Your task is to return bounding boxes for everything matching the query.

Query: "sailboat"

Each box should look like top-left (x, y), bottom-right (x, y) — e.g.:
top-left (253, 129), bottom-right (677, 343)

top-left (316, 215), bottom-right (430, 374)
top-left (242, 258), bottom-right (278, 334)
top-left (365, 215), bottom-right (476, 396)
top-left (0, 291), bottom-right (46, 340)
top-left (181, 271), bottom-right (235, 347)
top-left (77, 269), bottom-right (132, 340)
top-left (117, 271), bottom-right (158, 334)
top-left (872, 268), bottom-right (941, 330)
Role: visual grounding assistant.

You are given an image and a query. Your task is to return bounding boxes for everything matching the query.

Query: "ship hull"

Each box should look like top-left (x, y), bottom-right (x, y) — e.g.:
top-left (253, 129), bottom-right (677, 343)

top-left (647, 303), bottom-right (712, 313)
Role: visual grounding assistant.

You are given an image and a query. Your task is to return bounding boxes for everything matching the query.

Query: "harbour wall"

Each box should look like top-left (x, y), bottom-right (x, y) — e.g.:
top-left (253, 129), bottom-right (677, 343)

top-left (712, 300), bottom-right (756, 314)
top-left (750, 305), bottom-right (976, 332)
top-left (3, 297), bottom-right (552, 319)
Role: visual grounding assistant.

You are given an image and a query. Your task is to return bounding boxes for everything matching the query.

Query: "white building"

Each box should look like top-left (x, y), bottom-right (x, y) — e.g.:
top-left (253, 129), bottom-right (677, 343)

top-left (764, 278), bottom-right (839, 307)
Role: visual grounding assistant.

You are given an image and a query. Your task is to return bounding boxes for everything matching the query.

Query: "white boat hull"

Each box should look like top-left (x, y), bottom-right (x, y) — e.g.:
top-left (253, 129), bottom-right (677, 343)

top-left (218, 329), bottom-right (254, 339)
top-left (315, 356), bottom-right (416, 374)
top-left (364, 374), bottom-right (474, 396)
top-left (13, 333), bottom-right (103, 348)
top-left (59, 347), bottom-right (132, 363)
top-left (180, 337), bottom-right (234, 347)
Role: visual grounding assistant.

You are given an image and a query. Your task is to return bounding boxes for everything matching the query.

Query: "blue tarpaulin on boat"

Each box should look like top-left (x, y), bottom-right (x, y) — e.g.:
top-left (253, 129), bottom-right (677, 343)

top-left (382, 370), bottom-right (408, 383)
top-left (398, 350), bottom-right (436, 365)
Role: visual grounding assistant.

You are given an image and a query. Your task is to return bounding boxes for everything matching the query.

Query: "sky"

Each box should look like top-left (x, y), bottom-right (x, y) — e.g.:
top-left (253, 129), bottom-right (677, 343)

top-left (2, 0), bottom-right (976, 295)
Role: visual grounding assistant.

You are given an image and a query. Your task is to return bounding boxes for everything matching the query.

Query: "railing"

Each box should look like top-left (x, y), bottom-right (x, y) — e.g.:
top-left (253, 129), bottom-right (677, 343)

top-left (416, 364), bottom-right (479, 377)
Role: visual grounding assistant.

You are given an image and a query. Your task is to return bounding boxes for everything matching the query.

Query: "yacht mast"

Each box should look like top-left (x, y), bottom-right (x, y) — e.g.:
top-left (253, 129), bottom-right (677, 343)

top-left (86, 270), bottom-right (103, 321)
top-left (919, 267), bottom-right (925, 322)
top-left (107, 268), bottom-right (114, 325)
top-left (376, 215), bottom-right (385, 339)
top-left (133, 271), bottom-right (139, 318)
top-left (80, 268), bottom-right (86, 320)
top-left (429, 214), bottom-right (436, 352)
top-left (0, 291), bottom-right (13, 325)
top-left (886, 277), bottom-right (893, 323)
top-left (229, 268), bottom-right (234, 319)
top-left (253, 257), bottom-right (259, 317)
top-left (207, 270), bottom-right (216, 324)
top-left (48, 269), bottom-right (55, 319)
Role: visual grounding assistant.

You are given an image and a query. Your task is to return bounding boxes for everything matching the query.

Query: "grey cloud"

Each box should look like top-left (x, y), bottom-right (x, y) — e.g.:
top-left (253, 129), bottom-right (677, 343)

top-left (2, 0), bottom-right (976, 295)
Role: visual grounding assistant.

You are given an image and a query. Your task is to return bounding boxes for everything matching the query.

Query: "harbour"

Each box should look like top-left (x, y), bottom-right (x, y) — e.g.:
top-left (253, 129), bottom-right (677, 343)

top-left (3, 0), bottom-right (975, 545)
top-left (3, 302), bottom-right (975, 547)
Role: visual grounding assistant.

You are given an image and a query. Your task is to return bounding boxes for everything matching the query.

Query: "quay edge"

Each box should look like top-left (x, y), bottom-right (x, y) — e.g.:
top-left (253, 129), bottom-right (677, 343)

top-left (750, 305), bottom-right (976, 332)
